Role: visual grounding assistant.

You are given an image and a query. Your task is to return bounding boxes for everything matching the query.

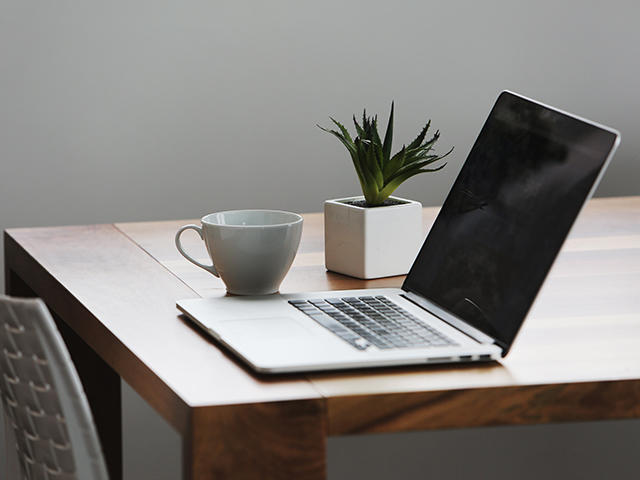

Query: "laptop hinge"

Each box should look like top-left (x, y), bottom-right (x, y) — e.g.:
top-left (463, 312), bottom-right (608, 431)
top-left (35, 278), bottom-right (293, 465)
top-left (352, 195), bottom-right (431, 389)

top-left (402, 291), bottom-right (501, 348)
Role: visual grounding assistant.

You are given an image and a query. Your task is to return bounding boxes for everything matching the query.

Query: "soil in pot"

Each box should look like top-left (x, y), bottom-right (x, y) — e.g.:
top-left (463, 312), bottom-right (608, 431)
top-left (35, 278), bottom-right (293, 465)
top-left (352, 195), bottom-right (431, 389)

top-left (340, 198), bottom-right (409, 208)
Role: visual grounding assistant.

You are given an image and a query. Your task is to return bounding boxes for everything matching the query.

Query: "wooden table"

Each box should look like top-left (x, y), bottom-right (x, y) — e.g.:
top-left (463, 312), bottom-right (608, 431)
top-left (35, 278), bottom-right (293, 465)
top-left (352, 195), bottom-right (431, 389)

top-left (4, 196), bottom-right (640, 479)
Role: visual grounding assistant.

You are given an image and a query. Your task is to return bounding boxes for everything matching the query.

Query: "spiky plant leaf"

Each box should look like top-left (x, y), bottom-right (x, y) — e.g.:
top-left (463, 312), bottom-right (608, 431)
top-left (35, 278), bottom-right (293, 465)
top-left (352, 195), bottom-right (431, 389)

top-left (369, 145), bottom-right (384, 190)
top-left (371, 117), bottom-right (384, 169)
top-left (329, 117), bottom-right (354, 144)
top-left (406, 120), bottom-right (431, 151)
top-left (379, 164), bottom-right (447, 200)
top-left (402, 131), bottom-right (441, 161)
top-left (353, 115), bottom-right (365, 139)
top-left (390, 147), bottom-right (454, 181)
top-left (381, 102), bottom-right (394, 164)
top-left (382, 146), bottom-right (406, 179)
top-left (319, 103), bottom-right (452, 206)
top-left (317, 123), bottom-right (366, 189)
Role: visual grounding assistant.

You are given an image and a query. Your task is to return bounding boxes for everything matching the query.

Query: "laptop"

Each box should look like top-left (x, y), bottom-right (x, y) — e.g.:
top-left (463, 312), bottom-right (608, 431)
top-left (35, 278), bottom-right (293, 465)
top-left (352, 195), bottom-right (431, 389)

top-left (177, 91), bottom-right (620, 374)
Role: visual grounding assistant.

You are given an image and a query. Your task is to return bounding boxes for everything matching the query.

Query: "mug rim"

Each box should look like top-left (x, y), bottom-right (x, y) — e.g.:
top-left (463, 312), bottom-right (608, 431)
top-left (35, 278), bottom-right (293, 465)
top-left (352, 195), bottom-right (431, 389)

top-left (201, 209), bottom-right (303, 228)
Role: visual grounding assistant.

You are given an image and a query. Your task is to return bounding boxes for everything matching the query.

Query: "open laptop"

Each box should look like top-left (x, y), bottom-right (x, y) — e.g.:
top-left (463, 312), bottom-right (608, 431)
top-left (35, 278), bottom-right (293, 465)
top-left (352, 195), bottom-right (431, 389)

top-left (177, 91), bottom-right (620, 374)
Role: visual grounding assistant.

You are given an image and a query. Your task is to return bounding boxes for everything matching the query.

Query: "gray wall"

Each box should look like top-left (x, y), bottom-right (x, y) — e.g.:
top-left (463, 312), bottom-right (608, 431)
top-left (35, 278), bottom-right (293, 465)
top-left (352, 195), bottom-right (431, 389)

top-left (1, 0), bottom-right (639, 478)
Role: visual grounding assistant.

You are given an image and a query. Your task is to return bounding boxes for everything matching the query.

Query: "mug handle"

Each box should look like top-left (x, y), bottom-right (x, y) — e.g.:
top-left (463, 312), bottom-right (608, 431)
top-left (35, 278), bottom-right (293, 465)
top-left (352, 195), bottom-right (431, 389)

top-left (175, 224), bottom-right (219, 277)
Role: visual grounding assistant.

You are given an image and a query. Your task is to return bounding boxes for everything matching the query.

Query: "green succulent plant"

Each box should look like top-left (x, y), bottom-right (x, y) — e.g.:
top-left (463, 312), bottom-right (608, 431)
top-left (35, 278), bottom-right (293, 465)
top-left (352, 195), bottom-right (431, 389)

top-left (319, 103), bottom-right (453, 207)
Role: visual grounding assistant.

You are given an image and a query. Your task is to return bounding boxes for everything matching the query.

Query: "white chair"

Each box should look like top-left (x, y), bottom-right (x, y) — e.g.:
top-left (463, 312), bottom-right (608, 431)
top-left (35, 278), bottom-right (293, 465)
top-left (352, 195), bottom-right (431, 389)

top-left (0, 296), bottom-right (109, 480)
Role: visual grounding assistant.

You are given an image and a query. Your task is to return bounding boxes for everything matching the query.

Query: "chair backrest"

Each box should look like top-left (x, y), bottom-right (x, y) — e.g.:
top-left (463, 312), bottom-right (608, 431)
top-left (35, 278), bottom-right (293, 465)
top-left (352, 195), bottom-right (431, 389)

top-left (0, 296), bottom-right (109, 480)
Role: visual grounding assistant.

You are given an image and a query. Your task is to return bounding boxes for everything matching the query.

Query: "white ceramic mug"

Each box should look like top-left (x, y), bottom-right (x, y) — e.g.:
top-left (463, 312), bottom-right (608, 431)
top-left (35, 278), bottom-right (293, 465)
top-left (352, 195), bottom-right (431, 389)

top-left (175, 210), bottom-right (303, 295)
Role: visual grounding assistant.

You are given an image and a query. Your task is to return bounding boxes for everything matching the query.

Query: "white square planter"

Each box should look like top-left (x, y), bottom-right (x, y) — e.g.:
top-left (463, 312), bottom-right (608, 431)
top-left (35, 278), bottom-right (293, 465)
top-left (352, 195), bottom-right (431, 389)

top-left (324, 196), bottom-right (423, 279)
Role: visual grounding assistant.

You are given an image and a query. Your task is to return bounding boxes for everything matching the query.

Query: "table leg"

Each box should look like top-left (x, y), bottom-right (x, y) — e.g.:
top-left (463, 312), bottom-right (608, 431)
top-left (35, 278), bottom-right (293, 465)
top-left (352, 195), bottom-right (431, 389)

top-left (183, 399), bottom-right (327, 480)
top-left (5, 269), bottom-right (123, 480)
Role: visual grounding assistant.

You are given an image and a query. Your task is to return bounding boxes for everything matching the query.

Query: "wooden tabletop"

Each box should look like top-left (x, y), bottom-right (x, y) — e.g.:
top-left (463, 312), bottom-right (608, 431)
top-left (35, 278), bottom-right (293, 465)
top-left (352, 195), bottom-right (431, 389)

top-left (5, 196), bottom-right (640, 478)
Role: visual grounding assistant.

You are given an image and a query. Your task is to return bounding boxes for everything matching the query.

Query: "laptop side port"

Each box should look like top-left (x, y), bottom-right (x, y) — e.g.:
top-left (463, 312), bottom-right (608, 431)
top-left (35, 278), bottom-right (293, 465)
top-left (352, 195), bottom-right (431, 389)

top-left (459, 355), bottom-right (473, 362)
top-left (427, 356), bottom-right (452, 363)
top-left (479, 354), bottom-right (493, 361)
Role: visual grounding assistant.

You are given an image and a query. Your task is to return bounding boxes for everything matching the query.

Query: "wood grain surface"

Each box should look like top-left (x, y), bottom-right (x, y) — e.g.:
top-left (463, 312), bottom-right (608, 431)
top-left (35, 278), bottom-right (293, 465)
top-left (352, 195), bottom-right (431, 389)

top-left (4, 224), bottom-right (319, 434)
top-left (114, 196), bottom-right (640, 434)
top-left (327, 379), bottom-right (640, 435)
top-left (184, 399), bottom-right (326, 480)
top-left (5, 196), bottom-right (640, 479)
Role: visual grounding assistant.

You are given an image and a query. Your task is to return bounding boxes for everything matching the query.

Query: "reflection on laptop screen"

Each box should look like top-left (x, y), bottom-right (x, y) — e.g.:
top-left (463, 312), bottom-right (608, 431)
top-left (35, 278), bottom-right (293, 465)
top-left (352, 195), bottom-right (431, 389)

top-left (403, 91), bottom-right (618, 351)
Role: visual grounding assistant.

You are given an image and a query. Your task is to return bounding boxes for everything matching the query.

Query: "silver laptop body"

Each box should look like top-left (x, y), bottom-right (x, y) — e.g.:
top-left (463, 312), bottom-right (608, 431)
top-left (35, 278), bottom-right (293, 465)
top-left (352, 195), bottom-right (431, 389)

top-left (178, 91), bottom-right (620, 374)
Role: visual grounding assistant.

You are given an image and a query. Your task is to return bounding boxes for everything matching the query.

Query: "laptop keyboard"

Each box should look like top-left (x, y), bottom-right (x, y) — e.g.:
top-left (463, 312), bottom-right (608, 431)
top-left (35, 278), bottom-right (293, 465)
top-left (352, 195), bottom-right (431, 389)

top-left (289, 296), bottom-right (456, 351)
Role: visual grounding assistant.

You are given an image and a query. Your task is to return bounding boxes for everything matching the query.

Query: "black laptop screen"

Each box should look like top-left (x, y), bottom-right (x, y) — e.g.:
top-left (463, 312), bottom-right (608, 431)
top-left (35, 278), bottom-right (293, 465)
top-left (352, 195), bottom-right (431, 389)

top-left (403, 91), bottom-right (618, 352)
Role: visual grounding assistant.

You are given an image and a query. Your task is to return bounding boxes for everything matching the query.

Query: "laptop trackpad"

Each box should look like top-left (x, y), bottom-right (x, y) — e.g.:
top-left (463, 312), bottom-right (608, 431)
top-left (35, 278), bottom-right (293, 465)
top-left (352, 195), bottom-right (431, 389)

top-left (217, 316), bottom-right (314, 342)
top-left (211, 315), bottom-right (355, 372)
top-left (215, 316), bottom-right (344, 371)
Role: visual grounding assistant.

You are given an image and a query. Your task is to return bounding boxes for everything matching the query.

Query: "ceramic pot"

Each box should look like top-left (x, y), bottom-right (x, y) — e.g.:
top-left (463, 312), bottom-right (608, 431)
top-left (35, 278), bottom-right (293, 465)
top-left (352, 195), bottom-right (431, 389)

top-left (324, 196), bottom-right (423, 279)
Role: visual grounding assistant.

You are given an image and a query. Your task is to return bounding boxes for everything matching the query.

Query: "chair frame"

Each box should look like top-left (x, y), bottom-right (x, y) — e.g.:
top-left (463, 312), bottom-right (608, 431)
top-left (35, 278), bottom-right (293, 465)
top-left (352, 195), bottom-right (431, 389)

top-left (0, 296), bottom-right (109, 480)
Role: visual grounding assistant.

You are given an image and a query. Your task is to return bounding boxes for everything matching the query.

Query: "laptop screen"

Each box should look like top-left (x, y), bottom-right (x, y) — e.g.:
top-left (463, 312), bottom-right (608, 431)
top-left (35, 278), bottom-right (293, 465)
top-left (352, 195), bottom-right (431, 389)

top-left (402, 91), bottom-right (619, 353)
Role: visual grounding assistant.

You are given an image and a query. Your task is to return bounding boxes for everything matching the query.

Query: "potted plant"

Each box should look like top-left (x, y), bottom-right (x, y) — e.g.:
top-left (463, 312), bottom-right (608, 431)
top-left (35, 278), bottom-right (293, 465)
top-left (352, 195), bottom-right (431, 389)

top-left (319, 103), bottom-right (452, 279)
